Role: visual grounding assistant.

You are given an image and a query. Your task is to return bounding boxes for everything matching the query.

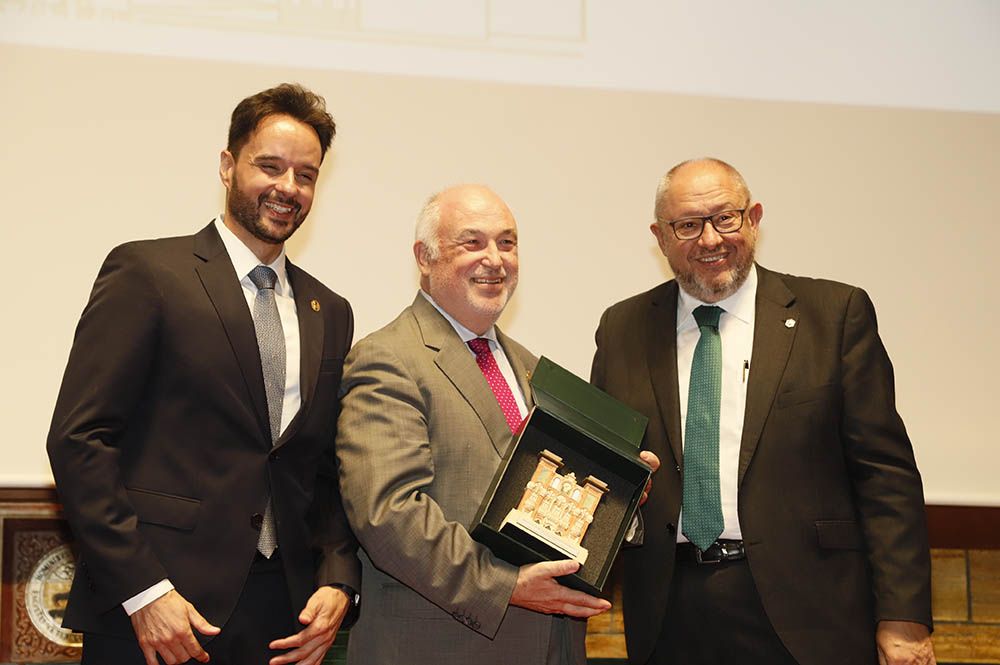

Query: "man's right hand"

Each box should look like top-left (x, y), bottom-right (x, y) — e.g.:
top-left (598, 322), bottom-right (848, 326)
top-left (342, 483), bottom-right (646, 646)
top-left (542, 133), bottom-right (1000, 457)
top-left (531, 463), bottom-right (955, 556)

top-left (129, 589), bottom-right (221, 665)
top-left (509, 560), bottom-right (611, 618)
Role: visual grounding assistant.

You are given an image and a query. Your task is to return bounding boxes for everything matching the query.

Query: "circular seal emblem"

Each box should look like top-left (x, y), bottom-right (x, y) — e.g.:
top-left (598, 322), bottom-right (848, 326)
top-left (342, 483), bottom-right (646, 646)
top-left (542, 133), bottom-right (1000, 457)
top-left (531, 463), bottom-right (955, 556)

top-left (25, 544), bottom-right (83, 647)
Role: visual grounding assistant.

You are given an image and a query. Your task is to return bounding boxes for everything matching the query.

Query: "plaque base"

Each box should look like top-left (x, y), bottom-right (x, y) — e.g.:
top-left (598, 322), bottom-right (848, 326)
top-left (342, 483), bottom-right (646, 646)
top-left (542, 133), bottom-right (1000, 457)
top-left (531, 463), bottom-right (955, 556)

top-left (500, 509), bottom-right (589, 564)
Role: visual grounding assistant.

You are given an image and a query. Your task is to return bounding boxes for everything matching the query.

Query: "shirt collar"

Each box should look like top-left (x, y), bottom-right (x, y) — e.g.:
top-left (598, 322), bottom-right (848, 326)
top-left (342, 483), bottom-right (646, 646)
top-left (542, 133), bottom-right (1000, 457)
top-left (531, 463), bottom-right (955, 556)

top-left (677, 263), bottom-right (758, 330)
top-left (214, 216), bottom-right (290, 296)
top-left (419, 291), bottom-right (499, 347)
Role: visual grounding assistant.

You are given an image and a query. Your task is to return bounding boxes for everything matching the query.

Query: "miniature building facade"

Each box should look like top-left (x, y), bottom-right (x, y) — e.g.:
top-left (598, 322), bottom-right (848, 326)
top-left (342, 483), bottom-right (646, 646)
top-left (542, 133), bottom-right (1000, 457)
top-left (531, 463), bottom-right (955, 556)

top-left (501, 449), bottom-right (609, 564)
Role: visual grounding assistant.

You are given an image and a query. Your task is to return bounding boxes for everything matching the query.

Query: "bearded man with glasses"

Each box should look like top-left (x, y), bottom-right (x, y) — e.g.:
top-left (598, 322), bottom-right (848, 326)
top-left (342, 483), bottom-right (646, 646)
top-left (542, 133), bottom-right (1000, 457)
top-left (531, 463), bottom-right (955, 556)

top-left (591, 158), bottom-right (934, 665)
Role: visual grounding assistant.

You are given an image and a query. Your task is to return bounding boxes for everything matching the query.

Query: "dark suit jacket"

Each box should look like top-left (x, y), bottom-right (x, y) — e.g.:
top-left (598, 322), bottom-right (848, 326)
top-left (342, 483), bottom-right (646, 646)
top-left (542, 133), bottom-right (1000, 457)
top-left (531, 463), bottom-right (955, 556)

top-left (591, 266), bottom-right (931, 665)
top-left (47, 222), bottom-right (360, 639)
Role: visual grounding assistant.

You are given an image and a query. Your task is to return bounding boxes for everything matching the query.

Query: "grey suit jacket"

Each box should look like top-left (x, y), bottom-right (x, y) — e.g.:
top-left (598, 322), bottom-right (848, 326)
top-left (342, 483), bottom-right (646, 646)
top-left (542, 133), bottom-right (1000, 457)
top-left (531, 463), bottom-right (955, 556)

top-left (336, 294), bottom-right (587, 664)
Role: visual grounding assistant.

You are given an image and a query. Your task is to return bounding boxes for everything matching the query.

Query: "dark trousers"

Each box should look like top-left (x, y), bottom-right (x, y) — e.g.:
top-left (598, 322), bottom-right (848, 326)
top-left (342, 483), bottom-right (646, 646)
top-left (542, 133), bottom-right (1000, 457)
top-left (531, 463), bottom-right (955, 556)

top-left (647, 555), bottom-right (799, 665)
top-left (82, 553), bottom-right (297, 665)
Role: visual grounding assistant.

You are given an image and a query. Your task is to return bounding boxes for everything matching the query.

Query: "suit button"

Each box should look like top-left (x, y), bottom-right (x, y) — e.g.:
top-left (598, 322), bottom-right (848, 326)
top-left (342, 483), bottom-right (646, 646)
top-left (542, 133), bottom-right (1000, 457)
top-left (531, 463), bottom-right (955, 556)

top-left (666, 523), bottom-right (677, 534)
top-left (269, 451), bottom-right (280, 461)
top-left (675, 464), bottom-right (681, 473)
top-left (250, 513), bottom-right (264, 530)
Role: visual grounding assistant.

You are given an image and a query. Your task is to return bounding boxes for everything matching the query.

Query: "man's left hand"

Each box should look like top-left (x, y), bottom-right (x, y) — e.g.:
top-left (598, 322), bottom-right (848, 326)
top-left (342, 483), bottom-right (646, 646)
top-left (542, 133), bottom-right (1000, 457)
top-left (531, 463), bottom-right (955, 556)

top-left (876, 620), bottom-right (936, 665)
top-left (268, 586), bottom-right (349, 665)
top-left (638, 450), bottom-right (660, 506)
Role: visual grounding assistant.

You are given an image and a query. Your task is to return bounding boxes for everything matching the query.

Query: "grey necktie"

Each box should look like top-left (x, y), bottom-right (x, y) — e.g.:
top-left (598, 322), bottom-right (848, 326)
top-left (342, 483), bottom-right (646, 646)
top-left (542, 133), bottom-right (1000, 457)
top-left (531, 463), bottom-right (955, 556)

top-left (249, 265), bottom-right (285, 558)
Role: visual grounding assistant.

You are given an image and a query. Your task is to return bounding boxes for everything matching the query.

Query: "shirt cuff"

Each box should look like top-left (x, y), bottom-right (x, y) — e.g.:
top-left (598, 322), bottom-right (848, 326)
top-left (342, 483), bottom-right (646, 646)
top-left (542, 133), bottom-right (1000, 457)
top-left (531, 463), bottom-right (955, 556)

top-left (122, 579), bottom-right (174, 616)
top-left (625, 514), bottom-right (639, 542)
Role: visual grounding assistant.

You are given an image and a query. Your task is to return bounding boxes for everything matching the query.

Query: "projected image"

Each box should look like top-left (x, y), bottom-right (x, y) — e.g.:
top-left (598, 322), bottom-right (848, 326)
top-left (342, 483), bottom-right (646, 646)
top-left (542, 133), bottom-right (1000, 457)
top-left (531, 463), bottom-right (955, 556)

top-left (0, 0), bottom-right (585, 51)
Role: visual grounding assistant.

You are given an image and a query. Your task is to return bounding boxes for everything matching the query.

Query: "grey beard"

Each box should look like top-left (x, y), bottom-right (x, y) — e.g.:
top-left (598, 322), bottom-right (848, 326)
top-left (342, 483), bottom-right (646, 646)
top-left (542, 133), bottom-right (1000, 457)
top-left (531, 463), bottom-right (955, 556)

top-left (672, 250), bottom-right (755, 303)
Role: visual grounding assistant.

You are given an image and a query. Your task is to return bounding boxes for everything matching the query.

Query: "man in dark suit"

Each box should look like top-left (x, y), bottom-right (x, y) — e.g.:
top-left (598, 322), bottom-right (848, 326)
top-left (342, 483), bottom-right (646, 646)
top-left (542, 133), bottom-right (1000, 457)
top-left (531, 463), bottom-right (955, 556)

top-left (591, 158), bottom-right (934, 665)
top-left (47, 83), bottom-right (360, 665)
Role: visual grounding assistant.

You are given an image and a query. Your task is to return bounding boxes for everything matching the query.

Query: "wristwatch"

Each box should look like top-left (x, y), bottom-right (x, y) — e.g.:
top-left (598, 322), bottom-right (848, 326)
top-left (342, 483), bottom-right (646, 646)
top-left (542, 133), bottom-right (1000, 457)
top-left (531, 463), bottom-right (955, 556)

top-left (327, 583), bottom-right (361, 628)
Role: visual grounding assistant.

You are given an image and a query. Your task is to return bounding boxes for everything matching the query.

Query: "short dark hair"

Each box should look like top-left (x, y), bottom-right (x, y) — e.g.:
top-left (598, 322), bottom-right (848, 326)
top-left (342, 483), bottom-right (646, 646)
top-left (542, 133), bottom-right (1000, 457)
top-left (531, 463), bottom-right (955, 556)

top-left (227, 83), bottom-right (336, 162)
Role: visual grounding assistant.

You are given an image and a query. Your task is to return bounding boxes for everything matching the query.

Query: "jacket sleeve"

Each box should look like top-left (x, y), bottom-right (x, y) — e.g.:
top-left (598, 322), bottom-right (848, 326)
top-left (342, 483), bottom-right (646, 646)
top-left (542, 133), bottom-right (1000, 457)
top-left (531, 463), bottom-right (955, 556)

top-left (840, 287), bottom-right (933, 629)
top-left (46, 243), bottom-right (169, 612)
top-left (310, 298), bottom-right (362, 602)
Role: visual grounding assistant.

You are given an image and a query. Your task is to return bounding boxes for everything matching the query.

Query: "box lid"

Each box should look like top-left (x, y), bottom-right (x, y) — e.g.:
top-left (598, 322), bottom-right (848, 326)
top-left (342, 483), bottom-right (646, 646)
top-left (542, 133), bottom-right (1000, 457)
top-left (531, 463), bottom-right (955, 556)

top-left (529, 356), bottom-right (648, 457)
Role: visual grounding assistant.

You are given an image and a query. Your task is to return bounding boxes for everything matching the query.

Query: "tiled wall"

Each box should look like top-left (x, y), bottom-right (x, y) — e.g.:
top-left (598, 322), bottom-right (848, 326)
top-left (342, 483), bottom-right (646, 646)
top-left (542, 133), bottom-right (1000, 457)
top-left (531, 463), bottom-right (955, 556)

top-left (3, 491), bottom-right (998, 663)
top-left (584, 549), bottom-right (1000, 663)
top-left (930, 549), bottom-right (1000, 663)
top-left (585, 571), bottom-right (626, 658)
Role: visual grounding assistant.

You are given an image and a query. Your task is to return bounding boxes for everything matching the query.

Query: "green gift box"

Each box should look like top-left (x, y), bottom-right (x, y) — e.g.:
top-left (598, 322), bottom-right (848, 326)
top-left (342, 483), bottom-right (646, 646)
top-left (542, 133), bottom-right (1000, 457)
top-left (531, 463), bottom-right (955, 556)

top-left (471, 356), bottom-right (650, 595)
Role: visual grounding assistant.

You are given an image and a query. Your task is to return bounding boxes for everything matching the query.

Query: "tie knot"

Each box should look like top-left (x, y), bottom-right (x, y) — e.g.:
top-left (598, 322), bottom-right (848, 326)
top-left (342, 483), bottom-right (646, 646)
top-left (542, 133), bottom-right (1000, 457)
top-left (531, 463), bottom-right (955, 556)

top-left (249, 265), bottom-right (278, 290)
top-left (468, 338), bottom-right (491, 357)
top-left (693, 305), bottom-right (723, 329)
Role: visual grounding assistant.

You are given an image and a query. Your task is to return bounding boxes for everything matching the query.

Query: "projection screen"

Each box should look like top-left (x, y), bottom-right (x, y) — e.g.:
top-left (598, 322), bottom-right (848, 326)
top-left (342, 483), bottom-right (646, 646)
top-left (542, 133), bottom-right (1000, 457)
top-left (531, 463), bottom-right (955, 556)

top-left (2, 1), bottom-right (999, 505)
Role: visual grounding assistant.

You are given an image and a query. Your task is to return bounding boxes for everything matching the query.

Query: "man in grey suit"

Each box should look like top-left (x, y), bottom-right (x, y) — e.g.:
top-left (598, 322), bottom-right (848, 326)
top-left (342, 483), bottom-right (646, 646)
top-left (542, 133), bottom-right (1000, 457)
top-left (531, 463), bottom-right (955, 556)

top-left (335, 184), bottom-right (614, 664)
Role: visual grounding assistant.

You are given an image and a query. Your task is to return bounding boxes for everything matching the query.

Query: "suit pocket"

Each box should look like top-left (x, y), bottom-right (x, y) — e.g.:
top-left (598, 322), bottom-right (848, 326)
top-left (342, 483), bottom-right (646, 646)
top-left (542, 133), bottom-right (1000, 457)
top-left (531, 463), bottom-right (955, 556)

top-left (320, 357), bottom-right (344, 374)
top-left (776, 384), bottom-right (837, 408)
top-left (126, 487), bottom-right (200, 531)
top-left (815, 519), bottom-right (865, 551)
top-left (383, 582), bottom-right (450, 621)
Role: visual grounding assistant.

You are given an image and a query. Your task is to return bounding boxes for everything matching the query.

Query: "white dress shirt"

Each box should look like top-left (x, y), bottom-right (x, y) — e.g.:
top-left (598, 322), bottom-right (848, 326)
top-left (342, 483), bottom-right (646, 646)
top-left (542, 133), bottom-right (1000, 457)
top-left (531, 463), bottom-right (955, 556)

top-left (216, 217), bottom-right (302, 437)
top-left (419, 290), bottom-right (529, 420)
top-left (676, 265), bottom-right (758, 543)
top-left (122, 217), bottom-right (302, 615)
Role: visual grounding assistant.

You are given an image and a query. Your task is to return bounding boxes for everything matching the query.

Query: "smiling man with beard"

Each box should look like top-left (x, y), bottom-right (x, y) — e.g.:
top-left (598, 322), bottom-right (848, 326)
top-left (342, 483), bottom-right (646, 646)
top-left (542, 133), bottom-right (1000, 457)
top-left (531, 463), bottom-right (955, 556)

top-left (591, 158), bottom-right (934, 665)
top-left (47, 84), bottom-right (360, 665)
top-left (334, 184), bottom-right (617, 664)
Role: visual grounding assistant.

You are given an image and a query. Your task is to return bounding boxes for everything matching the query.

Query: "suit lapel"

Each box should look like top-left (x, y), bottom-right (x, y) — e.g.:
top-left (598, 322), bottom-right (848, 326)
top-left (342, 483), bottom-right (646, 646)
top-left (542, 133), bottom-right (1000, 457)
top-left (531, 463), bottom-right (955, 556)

top-left (738, 267), bottom-right (797, 484)
top-left (277, 261), bottom-right (322, 447)
top-left (412, 295), bottom-right (513, 458)
top-left (193, 222), bottom-right (270, 446)
top-left (647, 282), bottom-right (684, 469)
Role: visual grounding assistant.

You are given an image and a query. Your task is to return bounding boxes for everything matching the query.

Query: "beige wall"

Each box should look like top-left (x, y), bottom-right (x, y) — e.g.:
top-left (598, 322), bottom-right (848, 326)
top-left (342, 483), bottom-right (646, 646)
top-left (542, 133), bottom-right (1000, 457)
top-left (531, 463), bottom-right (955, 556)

top-left (3, 42), bottom-right (999, 503)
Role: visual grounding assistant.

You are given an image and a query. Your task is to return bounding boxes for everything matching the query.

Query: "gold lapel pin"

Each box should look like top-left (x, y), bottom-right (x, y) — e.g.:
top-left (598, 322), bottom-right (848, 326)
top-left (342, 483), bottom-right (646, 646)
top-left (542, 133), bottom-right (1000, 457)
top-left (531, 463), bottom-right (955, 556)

top-left (310, 299), bottom-right (321, 312)
top-left (784, 318), bottom-right (796, 328)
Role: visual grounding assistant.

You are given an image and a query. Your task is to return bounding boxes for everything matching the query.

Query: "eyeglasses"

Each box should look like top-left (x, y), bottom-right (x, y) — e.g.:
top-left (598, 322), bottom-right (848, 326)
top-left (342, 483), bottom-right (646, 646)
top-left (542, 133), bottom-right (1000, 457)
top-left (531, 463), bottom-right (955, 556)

top-left (665, 209), bottom-right (746, 241)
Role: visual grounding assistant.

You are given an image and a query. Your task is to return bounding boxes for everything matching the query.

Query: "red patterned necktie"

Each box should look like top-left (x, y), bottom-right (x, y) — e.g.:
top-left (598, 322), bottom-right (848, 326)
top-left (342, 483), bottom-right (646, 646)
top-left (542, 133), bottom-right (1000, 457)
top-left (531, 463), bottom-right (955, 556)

top-left (468, 337), bottom-right (523, 433)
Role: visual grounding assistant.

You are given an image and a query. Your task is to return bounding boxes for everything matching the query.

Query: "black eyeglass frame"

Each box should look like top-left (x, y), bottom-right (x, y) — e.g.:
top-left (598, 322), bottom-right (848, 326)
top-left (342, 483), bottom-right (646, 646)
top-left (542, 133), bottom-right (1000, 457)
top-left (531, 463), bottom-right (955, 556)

top-left (665, 208), bottom-right (747, 241)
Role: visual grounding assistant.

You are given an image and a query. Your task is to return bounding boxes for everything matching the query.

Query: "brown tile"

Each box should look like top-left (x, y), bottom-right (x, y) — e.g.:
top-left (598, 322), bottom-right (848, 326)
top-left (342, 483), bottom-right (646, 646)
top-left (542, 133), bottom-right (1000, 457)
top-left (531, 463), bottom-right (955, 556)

top-left (587, 608), bottom-right (613, 633)
top-left (586, 599), bottom-right (626, 634)
top-left (970, 549), bottom-right (1000, 622)
top-left (611, 604), bottom-right (625, 633)
top-left (586, 633), bottom-right (627, 659)
top-left (932, 622), bottom-right (1000, 663)
top-left (611, 577), bottom-right (623, 607)
top-left (931, 548), bottom-right (969, 621)
top-left (608, 577), bottom-right (625, 632)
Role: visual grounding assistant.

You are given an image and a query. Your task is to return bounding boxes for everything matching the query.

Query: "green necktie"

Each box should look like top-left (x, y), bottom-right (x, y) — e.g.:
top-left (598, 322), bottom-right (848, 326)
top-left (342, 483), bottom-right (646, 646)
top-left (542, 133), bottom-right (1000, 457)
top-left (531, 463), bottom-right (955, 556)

top-left (682, 305), bottom-right (724, 551)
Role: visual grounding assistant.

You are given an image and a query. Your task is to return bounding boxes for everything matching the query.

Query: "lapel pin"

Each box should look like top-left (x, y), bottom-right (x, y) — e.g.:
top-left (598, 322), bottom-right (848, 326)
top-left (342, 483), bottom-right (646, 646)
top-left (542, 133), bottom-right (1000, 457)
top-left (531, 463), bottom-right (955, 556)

top-left (784, 318), bottom-right (796, 328)
top-left (310, 299), bottom-right (321, 312)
